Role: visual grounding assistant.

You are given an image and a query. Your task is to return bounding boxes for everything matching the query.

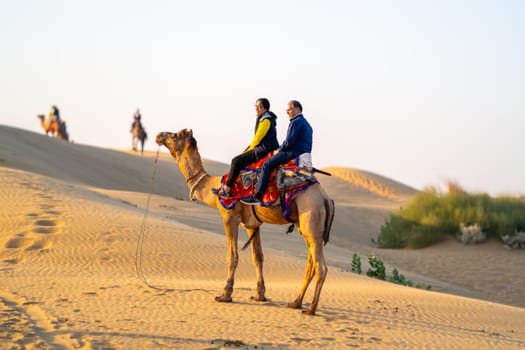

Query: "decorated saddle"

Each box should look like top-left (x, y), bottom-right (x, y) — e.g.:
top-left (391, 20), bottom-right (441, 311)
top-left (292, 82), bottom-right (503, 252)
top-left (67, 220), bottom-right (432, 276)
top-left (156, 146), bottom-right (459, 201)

top-left (217, 152), bottom-right (318, 221)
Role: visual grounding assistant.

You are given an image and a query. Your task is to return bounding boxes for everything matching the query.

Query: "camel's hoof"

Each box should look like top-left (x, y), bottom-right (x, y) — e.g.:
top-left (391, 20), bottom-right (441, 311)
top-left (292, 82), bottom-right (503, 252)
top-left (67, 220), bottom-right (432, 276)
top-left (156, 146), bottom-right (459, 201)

top-left (287, 301), bottom-right (302, 309)
top-left (250, 295), bottom-right (267, 302)
top-left (215, 295), bottom-right (233, 303)
top-left (302, 308), bottom-right (316, 316)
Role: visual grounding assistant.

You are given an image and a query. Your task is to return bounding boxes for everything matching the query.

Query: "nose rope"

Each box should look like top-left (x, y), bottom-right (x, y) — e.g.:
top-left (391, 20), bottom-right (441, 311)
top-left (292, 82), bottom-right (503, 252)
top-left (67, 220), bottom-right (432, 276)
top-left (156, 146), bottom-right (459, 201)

top-left (135, 146), bottom-right (163, 290)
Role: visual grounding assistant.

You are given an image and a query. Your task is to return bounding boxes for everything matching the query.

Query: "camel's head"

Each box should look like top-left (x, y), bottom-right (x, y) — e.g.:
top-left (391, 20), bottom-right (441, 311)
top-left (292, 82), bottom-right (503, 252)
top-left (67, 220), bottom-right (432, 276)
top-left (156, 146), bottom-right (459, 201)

top-left (37, 114), bottom-right (45, 120)
top-left (156, 129), bottom-right (197, 160)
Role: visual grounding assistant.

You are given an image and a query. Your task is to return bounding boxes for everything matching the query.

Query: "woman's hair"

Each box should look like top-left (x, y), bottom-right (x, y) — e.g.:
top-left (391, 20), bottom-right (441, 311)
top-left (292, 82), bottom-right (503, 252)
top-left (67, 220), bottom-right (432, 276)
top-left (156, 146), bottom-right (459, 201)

top-left (257, 98), bottom-right (277, 118)
top-left (257, 98), bottom-right (270, 110)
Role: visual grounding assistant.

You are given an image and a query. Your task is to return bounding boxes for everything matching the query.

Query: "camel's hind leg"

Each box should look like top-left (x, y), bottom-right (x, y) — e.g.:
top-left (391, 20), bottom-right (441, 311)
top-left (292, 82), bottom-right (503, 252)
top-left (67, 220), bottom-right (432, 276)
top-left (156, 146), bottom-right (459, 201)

top-left (289, 219), bottom-right (328, 315)
top-left (248, 227), bottom-right (267, 301)
top-left (302, 242), bottom-right (328, 315)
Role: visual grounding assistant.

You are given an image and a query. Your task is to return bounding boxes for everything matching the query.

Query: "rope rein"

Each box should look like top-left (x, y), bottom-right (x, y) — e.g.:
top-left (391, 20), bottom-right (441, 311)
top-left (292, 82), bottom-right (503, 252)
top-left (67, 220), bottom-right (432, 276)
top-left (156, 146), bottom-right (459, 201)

top-left (135, 147), bottom-right (163, 290)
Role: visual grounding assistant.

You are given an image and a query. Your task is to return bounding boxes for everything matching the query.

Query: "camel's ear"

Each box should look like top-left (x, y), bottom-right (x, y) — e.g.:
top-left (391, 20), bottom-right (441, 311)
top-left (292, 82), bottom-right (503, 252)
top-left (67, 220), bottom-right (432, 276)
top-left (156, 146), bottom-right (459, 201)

top-left (188, 129), bottom-right (193, 136)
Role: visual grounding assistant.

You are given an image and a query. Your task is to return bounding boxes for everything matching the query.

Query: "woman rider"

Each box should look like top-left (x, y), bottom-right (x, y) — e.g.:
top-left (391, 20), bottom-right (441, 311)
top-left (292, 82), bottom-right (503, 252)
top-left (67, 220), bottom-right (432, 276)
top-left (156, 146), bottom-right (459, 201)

top-left (213, 98), bottom-right (279, 198)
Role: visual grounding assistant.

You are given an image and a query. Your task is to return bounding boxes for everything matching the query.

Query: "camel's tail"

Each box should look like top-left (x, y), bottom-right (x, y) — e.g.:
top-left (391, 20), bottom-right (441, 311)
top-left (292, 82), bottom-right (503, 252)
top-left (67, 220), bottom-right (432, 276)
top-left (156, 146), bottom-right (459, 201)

top-left (241, 227), bottom-right (260, 251)
top-left (323, 198), bottom-right (335, 246)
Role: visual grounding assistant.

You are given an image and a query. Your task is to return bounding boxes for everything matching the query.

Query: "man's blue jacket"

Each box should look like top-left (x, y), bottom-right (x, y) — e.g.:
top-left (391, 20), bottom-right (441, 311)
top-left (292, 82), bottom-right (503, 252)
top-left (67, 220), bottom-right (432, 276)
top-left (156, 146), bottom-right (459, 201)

top-left (278, 114), bottom-right (312, 156)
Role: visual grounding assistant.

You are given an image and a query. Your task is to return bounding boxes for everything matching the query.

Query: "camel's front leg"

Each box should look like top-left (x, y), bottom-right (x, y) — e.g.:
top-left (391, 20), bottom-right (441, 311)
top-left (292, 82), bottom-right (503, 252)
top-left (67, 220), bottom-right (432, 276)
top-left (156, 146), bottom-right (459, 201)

top-left (248, 227), bottom-right (267, 301)
top-left (215, 218), bottom-right (240, 303)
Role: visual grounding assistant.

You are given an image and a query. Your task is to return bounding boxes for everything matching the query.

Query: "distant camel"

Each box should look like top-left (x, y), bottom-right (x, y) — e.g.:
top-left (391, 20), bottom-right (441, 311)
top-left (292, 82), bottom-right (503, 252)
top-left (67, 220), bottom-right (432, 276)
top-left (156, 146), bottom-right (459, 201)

top-left (156, 129), bottom-right (335, 315)
top-left (131, 123), bottom-right (147, 154)
top-left (37, 115), bottom-right (69, 141)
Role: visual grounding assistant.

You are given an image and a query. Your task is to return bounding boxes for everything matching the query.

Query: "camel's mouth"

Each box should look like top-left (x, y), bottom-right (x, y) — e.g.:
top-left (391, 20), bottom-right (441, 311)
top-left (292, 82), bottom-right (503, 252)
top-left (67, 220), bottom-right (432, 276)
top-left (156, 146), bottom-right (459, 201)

top-left (155, 132), bottom-right (171, 145)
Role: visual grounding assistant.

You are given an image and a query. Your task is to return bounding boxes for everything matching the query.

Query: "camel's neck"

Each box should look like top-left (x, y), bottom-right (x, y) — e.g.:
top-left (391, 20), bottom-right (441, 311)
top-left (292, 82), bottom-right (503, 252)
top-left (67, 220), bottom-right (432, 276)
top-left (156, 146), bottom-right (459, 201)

top-left (172, 147), bottom-right (220, 207)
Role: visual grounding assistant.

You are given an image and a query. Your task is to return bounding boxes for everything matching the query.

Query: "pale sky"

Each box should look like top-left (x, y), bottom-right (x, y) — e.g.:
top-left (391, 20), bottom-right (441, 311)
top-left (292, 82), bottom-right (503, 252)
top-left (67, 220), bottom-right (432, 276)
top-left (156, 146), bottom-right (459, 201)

top-left (1, 0), bottom-right (524, 195)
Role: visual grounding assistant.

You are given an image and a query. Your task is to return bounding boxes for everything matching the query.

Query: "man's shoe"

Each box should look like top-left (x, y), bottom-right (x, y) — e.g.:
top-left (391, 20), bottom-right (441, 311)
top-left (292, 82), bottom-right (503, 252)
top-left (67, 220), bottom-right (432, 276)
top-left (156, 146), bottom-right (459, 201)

top-left (241, 194), bottom-right (261, 205)
top-left (212, 187), bottom-right (231, 198)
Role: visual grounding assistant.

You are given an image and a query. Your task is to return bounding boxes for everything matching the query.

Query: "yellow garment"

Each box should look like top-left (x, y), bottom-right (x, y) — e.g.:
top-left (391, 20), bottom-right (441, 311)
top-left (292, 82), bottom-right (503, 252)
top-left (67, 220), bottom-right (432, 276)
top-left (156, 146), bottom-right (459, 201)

top-left (246, 118), bottom-right (271, 151)
top-left (45, 111), bottom-right (57, 127)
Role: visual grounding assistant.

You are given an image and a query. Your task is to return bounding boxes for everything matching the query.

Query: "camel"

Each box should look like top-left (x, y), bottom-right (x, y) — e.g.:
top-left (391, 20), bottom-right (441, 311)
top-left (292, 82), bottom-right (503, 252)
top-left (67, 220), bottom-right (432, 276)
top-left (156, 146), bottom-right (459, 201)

top-left (131, 123), bottom-right (147, 154)
top-left (37, 114), bottom-right (69, 141)
top-left (156, 129), bottom-right (335, 315)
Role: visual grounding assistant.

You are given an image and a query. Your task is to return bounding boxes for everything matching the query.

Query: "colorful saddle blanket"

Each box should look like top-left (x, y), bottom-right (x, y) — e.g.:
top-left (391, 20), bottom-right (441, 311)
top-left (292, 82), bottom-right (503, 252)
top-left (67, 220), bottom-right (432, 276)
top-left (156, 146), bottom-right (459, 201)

top-left (217, 152), bottom-right (318, 221)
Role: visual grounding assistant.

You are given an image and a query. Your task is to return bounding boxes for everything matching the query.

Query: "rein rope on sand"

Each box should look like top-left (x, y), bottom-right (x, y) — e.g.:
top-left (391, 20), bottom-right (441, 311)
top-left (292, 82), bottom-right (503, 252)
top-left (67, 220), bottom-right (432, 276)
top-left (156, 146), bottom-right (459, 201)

top-left (135, 147), bottom-right (163, 290)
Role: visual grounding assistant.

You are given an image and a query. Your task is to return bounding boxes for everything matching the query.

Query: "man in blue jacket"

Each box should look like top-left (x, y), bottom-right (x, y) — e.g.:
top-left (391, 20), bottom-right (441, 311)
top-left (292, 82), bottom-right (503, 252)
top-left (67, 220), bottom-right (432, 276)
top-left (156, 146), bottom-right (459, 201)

top-left (242, 100), bottom-right (313, 205)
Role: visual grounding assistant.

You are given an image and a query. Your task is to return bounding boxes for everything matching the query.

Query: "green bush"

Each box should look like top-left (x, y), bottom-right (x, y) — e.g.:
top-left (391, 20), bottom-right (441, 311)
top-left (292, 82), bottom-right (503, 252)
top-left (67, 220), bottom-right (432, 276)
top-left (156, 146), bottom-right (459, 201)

top-left (351, 252), bottom-right (362, 274)
top-left (366, 254), bottom-right (386, 280)
top-left (377, 184), bottom-right (525, 249)
top-left (406, 225), bottom-right (445, 249)
top-left (351, 253), bottom-right (431, 290)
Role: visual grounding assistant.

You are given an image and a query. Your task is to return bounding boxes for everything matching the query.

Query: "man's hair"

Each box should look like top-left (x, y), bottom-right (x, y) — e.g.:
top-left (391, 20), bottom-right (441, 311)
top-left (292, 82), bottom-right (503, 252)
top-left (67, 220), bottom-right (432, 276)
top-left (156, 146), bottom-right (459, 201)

top-left (291, 100), bottom-right (302, 112)
top-left (257, 98), bottom-right (270, 110)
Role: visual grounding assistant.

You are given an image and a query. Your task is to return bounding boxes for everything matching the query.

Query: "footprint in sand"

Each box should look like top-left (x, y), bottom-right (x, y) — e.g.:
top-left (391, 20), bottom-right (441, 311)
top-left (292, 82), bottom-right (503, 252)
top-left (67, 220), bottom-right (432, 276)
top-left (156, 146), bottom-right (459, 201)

top-left (28, 217), bottom-right (61, 252)
top-left (26, 239), bottom-right (53, 251)
top-left (5, 236), bottom-right (35, 249)
top-left (97, 232), bottom-right (117, 263)
top-left (36, 193), bottom-right (54, 200)
top-left (1, 219), bottom-right (62, 264)
top-left (32, 219), bottom-right (64, 235)
top-left (1, 231), bottom-right (53, 263)
top-left (39, 204), bottom-right (58, 210)
top-left (1, 233), bottom-right (29, 262)
top-left (0, 290), bottom-right (84, 349)
top-left (0, 251), bottom-right (28, 264)
top-left (1, 193), bottom-right (64, 264)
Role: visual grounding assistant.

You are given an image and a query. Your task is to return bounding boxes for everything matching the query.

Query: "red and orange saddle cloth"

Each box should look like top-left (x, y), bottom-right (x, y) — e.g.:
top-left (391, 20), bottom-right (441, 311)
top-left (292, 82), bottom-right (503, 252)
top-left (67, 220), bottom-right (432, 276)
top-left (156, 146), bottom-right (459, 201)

top-left (217, 152), bottom-right (318, 221)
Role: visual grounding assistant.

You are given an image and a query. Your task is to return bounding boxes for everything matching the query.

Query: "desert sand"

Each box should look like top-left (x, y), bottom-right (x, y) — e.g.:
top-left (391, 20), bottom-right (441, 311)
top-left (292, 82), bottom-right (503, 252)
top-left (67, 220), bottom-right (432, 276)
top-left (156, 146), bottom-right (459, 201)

top-left (1, 124), bottom-right (524, 349)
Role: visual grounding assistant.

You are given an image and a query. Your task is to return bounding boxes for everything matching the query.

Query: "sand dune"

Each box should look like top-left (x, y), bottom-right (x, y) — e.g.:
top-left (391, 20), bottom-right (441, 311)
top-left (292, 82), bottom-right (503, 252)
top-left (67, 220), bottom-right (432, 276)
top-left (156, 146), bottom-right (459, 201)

top-left (1, 124), bottom-right (524, 349)
top-left (323, 166), bottom-right (417, 201)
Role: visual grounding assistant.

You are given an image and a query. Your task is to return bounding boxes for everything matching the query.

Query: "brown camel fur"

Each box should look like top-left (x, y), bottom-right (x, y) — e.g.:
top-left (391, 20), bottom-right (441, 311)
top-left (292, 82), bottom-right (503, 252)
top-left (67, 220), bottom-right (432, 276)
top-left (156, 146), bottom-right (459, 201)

top-left (37, 114), bottom-right (58, 136)
top-left (156, 129), bottom-right (335, 315)
top-left (131, 123), bottom-right (147, 154)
